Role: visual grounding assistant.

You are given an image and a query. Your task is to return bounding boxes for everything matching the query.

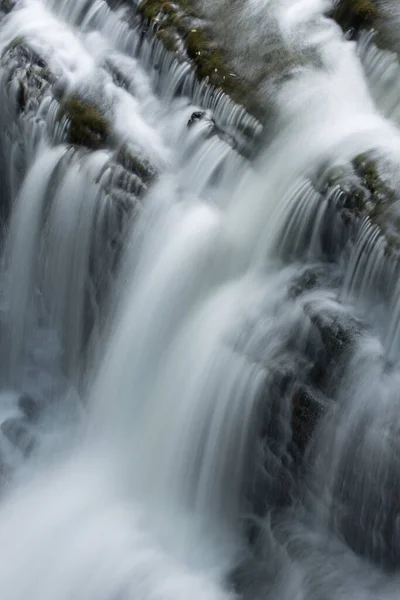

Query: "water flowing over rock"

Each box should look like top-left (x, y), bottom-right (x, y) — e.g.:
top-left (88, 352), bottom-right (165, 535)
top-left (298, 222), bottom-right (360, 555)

top-left (1, 0), bottom-right (400, 599)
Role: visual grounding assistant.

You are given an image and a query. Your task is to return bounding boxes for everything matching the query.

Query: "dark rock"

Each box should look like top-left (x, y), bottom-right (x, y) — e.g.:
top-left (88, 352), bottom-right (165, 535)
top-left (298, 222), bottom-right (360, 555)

top-left (187, 111), bottom-right (205, 127)
top-left (289, 269), bottom-right (318, 299)
top-left (0, 0), bottom-right (14, 14)
top-left (309, 311), bottom-right (359, 360)
top-left (115, 145), bottom-right (157, 187)
top-left (291, 385), bottom-right (324, 459)
top-left (18, 394), bottom-right (40, 422)
top-left (16, 79), bottom-right (27, 113)
top-left (330, 0), bottom-right (379, 36)
top-left (1, 418), bottom-right (36, 457)
top-left (104, 60), bottom-right (132, 91)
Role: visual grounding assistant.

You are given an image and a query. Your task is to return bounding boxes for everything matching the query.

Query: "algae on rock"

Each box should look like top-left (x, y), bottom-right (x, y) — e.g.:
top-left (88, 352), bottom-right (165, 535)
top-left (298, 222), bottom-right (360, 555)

top-left (60, 96), bottom-right (111, 150)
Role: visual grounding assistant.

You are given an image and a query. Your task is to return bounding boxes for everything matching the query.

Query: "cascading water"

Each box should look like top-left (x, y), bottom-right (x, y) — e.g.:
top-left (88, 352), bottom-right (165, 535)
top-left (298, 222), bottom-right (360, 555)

top-left (1, 0), bottom-right (400, 598)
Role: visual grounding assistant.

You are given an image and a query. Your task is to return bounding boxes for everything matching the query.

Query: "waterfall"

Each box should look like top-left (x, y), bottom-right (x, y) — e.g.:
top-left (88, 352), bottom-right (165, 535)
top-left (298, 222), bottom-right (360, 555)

top-left (1, 0), bottom-right (400, 598)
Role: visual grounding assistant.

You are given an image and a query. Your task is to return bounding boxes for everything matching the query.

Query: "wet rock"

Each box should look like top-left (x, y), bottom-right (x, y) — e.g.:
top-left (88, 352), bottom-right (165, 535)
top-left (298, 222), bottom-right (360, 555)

top-left (310, 312), bottom-right (358, 360)
top-left (136, 0), bottom-right (265, 122)
top-left (304, 307), bottom-right (361, 396)
top-left (318, 152), bottom-right (400, 263)
top-left (60, 95), bottom-right (111, 150)
top-left (187, 110), bottom-right (206, 127)
top-left (1, 38), bottom-right (56, 119)
top-left (0, 0), bottom-right (14, 14)
top-left (289, 269), bottom-right (318, 299)
top-left (16, 79), bottom-right (27, 113)
top-left (104, 59), bottom-right (132, 91)
top-left (330, 0), bottom-right (380, 36)
top-left (1, 418), bottom-right (36, 457)
top-left (115, 145), bottom-right (157, 187)
top-left (291, 385), bottom-right (324, 459)
top-left (18, 394), bottom-right (40, 423)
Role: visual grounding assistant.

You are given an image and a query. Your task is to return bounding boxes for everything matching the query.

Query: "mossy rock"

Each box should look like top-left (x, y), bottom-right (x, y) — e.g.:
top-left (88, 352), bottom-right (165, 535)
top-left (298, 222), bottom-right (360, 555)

top-left (139, 0), bottom-right (195, 21)
top-left (60, 96), bottom-right (111, 150)
top-left (351, 154), bottom-right (399, 250)
top-left (155, 28), bottom-right (179, 53)
top-left (331, 0), bottom-right (380, 34)
top-left (321, 152), bottom-right (400, 255)
top-left (137, 0), bottom-right (265, 121)
top-left (353, 153), bottom-right (394, 205)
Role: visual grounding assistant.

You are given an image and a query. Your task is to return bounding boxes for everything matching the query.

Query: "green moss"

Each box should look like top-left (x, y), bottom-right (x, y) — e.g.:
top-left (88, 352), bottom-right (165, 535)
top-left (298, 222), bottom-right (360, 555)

top-left (353, 153), bottom-right (395, 212)
top-left (332, 0), bottom-right (379, 32)
top-left (60, 96), bottom-right (111, 150)
top-left (140, 0), bottom-right (195, 20)
top-left (137, 0), bottom-right (264, 120)
top-left (155, 28), bottom-right (178, 53)
top-left (349, 153), bottom-right (400, 253)
top-left (353, 153), bottom-right (382, 195)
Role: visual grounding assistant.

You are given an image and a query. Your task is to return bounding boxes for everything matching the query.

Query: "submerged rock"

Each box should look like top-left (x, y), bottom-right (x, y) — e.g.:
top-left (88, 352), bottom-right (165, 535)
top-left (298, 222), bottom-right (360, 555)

top-left (18, 394), bottom-right (40, 423)
top-left (1, 418), bottom-right (36, 457)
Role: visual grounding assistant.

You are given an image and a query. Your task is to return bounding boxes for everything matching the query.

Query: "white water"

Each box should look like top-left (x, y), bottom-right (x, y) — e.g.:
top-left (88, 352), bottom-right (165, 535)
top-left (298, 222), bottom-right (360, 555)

top-left (1, 0), bottom-right (400, 598)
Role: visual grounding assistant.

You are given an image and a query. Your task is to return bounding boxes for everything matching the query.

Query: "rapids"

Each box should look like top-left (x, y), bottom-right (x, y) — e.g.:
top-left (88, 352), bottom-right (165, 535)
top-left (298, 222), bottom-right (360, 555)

top-left (0, 0), bottom-right (400, 599)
